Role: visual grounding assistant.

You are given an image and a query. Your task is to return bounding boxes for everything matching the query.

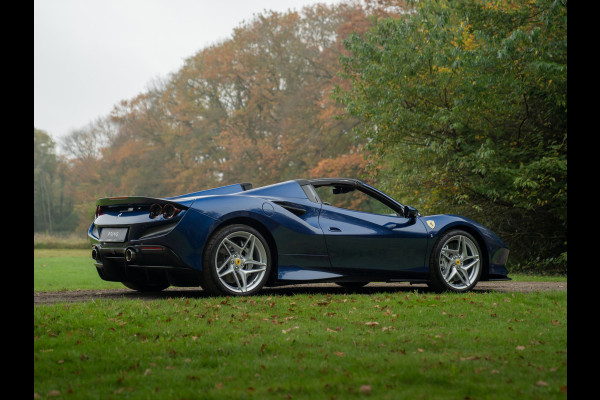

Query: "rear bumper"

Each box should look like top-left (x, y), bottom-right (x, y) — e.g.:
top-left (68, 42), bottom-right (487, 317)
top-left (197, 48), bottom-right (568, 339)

top-left (92, 244), bottom-right (201, 287)
top-left (93, 244), bottom-right (188, 267)
top-left (89, 207), bottom-right (220, 274)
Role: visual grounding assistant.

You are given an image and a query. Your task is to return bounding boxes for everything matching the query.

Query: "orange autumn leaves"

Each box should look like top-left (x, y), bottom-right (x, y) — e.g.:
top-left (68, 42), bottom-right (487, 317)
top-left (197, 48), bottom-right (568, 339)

top-left (56, 2), bottom-right (413, 231)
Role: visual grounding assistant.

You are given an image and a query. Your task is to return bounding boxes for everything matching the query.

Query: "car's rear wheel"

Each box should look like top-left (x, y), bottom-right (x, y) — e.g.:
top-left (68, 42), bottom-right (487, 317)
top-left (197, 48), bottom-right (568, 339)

top-left (122, 281), bottom-right (169, 292)
top-left (427, 229), bottom-right (482, 293)
top-left (202, 224), bottom-right (271, 296)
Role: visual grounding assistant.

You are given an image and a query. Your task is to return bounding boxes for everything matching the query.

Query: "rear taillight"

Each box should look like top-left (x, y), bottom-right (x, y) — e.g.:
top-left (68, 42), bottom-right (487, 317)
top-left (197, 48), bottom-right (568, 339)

top-left (149, 203), bottom-right (181, 219)
top-left (95, 206), bottom-right (104, 219)
top-left (149, 204), bottom-right (162, 219)
top-left (162, 204), bottom-right (180, 219)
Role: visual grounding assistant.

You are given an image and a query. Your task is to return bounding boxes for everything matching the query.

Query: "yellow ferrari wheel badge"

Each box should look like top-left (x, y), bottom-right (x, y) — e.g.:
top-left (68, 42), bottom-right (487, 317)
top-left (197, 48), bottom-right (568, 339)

top-left (235, 258), bottom-right (242, 266)
top-left (426, 220), bottom-right (435, 229)
top-left (455, 259), bottom-right (461, 266)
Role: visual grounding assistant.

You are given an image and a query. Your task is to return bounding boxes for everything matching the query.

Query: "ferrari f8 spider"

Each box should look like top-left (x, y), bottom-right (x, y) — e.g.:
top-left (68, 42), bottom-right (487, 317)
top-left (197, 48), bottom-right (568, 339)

top-left (88, 178), bottom-right (509, 295)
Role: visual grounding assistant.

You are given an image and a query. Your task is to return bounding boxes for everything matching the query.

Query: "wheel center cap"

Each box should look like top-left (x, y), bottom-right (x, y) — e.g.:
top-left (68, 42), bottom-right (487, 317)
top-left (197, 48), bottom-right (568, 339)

top-left (455, 259), bottom-right (462, 266)
top-left (235, 258), bottom-right (242, 266)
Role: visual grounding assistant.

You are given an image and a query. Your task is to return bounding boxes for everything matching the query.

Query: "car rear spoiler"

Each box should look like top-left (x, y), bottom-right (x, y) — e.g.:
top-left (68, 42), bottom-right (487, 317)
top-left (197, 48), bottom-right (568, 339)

top-left (96, 182), bottom-right (253, 208)
top-left (95, 196), bottom-right (190, 209)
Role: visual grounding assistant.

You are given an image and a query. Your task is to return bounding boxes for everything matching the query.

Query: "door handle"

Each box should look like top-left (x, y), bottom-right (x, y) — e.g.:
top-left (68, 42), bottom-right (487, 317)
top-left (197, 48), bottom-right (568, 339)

top-left (328, 227), bottom-right (341, 232)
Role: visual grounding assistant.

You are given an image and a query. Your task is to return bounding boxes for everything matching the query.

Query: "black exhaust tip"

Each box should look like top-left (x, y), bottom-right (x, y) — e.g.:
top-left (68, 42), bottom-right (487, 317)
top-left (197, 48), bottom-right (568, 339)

top-left (91, 246), bottom-right (99, 261)
top-left (125, 247), bottom-right (136, 262)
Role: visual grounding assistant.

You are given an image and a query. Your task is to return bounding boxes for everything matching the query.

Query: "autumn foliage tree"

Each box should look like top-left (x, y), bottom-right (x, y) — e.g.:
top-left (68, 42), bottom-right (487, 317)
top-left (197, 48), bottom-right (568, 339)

top-left (336, 0), bottom-right (567, 268)
top-left (56, 1), bottom-right (410, 232)
top-left (43, 0), bottom-right (566, 272)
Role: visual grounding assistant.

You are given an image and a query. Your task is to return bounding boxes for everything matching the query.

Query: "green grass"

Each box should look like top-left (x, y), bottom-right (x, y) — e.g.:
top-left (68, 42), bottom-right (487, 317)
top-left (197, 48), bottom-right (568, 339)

top-left (34, 233), bottom-right (90, 249)
top-left (33, 249), bottom-right (567, 398)
top-left (34, 290), bottom-right (567, 399)
top-left (34, 249), bottom-right (123, 291)
top-left (508, 274), bottom-right (567, 282)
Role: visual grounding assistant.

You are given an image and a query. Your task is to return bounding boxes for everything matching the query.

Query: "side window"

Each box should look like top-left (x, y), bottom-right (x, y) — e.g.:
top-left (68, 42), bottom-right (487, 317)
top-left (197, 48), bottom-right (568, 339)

top-left (314, 185), bottom-right (399, 216)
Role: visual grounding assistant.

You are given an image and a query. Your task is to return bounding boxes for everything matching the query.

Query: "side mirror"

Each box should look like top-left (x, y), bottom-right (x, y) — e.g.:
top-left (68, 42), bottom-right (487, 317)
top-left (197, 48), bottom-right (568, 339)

top-left (403, 205), bottom-right (418, 219)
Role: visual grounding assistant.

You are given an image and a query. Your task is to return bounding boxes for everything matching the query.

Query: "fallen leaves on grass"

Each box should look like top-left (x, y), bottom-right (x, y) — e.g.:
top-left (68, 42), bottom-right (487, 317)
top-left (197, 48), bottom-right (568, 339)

top-left (113, 387), bottom-right (134, 395)
top-left (282, 326), bottom-right (299, 334)
top-left (359, 385), bottom-right (372, 395)
top-left (560, 385), bottom-right (567, 394)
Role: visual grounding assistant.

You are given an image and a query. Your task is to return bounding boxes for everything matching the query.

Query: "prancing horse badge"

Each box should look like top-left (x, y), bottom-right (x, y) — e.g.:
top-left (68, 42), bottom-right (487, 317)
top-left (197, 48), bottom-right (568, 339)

top-left (426, 220), bottom-right (435, 229)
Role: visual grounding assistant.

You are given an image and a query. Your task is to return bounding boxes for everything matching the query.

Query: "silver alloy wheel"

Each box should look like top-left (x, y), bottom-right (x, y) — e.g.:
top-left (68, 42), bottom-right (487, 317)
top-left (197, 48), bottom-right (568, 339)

top-left (214, 231), bottom-right (268, 294)
top-left (438, 234), bottom-right (480, 290)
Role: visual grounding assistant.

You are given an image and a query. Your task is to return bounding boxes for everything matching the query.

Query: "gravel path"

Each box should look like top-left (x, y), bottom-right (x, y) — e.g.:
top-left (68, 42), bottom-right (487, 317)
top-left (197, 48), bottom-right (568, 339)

top-left (34, 281), bottom-right (566, 305)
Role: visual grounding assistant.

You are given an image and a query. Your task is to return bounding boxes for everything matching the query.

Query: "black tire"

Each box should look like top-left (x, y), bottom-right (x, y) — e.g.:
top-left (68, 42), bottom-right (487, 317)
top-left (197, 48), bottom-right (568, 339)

top-left (201, 224), bottom-right (271, 296)
top-left (427, 229), bottom-right (482, 293)
top-left (334, 282), bottom-right (369, 288)
top-left (122, 281), bottom-right (169, 292)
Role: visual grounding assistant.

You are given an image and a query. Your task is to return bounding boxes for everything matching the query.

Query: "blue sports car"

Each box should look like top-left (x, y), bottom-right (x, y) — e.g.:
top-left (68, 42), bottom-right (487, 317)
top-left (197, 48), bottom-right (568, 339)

top-left (88, 178), bottom-right (509, 295)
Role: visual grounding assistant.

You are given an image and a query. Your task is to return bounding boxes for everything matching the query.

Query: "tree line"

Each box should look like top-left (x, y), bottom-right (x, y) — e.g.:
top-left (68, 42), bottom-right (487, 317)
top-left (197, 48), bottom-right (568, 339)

top-left (34, 0), bottom-right (566, 271)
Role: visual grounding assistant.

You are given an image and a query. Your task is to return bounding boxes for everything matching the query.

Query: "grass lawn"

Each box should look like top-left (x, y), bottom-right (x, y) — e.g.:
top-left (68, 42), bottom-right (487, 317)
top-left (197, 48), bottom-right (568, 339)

top-left (34, 249), bottom-right (123, 291)
top-left (34, 290), bottom-right (567, 399)
top-left (34, 249), bottom-right (567, 399)
top-left (507, 274), bottom-right (567, 282)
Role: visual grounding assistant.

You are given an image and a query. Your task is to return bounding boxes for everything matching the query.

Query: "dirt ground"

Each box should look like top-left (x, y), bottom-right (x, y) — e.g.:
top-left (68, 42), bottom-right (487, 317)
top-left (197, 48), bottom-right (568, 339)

top-left (34, 281), bottom-right (566, 305)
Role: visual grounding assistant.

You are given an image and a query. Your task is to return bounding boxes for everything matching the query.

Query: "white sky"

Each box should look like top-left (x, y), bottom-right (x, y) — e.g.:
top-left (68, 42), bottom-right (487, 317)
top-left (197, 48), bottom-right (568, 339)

top-left (34, 0), bottom-right (343, 142)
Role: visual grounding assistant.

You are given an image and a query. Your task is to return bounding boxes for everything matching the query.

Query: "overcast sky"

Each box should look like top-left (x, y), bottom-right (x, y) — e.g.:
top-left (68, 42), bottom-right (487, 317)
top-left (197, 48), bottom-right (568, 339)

top-left (34, 0), bottom-right (342, 143)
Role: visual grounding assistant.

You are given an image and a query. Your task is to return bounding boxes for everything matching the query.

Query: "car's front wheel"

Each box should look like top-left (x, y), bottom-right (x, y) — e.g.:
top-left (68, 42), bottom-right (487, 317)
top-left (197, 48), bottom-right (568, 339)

top-left (427, 229), bottom-right (482, 293)
top-left (201, 224), bottom-right (271, 296)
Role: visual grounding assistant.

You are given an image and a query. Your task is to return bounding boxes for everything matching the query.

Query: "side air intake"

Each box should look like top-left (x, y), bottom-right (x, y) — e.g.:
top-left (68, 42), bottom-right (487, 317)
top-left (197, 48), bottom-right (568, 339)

top-left (273, 201), bottom-right (306, 217)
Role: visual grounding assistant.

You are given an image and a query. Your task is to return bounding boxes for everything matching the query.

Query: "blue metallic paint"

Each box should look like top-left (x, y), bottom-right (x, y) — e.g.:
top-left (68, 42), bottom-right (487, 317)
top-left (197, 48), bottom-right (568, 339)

top-left (277, 265), bottom-right (343, 281)
top-left (419, 214), bottom-right (509, 279)
top-left (318, 205), bottom-right (429, 275)
top-left (88, 178), bottom-right (509, 289)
